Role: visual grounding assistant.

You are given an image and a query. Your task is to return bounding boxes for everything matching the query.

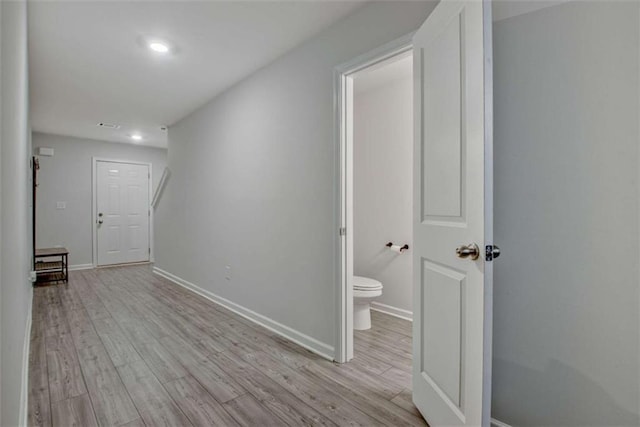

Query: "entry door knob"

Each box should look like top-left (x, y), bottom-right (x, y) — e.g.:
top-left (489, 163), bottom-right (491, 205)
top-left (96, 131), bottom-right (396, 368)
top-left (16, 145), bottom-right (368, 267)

top-left (456, 243), bottom-right (480, 260)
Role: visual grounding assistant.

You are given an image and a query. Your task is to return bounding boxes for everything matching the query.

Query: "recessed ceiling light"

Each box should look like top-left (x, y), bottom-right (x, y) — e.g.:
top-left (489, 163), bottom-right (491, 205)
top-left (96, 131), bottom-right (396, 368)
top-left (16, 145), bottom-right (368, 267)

top-left (130, 134), bottom-right (143, 141)
top-left (149, 42), bottom-right (169, 53)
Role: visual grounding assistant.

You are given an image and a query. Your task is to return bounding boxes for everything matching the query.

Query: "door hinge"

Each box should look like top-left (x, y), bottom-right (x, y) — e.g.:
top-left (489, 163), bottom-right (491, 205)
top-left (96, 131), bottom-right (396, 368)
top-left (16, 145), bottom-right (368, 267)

top-left (149, 248), bottom-right (151, 254)
top-left (339, 227), bottom-right (346, 236)
top-left (485, 245), bottom-right (501, 261)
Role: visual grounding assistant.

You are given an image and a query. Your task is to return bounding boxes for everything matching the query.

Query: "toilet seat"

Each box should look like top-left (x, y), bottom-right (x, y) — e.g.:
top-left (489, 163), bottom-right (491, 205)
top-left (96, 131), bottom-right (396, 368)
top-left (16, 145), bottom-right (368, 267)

top-left (353, 276), bottom-right (383, 291)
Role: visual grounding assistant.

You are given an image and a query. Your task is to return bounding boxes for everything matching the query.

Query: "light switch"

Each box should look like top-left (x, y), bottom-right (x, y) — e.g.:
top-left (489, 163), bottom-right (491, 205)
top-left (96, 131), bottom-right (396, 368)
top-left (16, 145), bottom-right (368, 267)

top-left (56, 201), bottom-right (66, 209)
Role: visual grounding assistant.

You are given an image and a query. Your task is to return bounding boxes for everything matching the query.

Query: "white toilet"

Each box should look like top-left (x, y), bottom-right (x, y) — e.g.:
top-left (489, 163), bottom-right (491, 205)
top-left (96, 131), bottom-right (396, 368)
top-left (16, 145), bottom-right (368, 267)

top-left (353, 276), bottom-right (383, 330)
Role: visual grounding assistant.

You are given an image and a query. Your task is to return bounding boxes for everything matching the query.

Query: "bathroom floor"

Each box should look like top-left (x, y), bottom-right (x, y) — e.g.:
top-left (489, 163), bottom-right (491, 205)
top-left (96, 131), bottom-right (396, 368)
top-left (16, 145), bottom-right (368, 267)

top-left (354, 310), bottom-right (415, 413)
top-left (28, 265), bottom-right (425, 427)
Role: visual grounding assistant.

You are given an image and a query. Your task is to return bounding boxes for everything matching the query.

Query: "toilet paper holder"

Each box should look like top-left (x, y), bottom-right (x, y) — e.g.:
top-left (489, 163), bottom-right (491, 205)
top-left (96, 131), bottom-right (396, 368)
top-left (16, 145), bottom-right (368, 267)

top-left (386, 242), bottom-right (409, 253)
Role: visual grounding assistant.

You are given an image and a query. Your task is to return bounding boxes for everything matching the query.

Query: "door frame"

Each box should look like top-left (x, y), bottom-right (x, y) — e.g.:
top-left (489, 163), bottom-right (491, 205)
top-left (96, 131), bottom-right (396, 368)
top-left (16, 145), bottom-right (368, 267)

top-left (333, 34), bottom-right (413, 363)
top-left (92, 157), bottom-right (154, 268)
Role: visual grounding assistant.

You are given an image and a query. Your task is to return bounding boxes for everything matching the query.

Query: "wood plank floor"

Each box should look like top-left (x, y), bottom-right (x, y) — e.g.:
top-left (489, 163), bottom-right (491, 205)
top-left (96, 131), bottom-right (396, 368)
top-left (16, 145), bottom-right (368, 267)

top-left (28, 265), bottom-right (424, 427)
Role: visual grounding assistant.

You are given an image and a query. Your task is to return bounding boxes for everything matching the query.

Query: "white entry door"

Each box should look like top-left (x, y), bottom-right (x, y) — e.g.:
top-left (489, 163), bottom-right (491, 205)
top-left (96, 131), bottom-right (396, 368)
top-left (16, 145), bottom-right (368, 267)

top-left (412, 1), bottom-right (494, 426)
top-left (96, 161), bottom-right (150, 266)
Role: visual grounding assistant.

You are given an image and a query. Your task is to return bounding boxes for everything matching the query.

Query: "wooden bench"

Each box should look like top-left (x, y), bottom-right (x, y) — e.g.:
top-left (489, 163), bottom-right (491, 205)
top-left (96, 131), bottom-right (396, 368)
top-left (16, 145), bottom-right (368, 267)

top-left (35, 247), bottom-right (69, 284)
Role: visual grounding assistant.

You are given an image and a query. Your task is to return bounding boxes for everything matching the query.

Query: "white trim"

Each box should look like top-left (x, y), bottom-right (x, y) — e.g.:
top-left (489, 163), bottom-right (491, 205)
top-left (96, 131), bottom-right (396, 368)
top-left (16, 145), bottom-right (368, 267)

top-left (637, 4), bottom-right (640, 424)
top-left (491, 418), bottom-right (513, 427)
top-left (370, 301), bottom-right (413, 321)
top-left (69, 263), bottom-right (93, 271)
top-left (92, 157), bottom-right (153, 268)
top-left (152, 266), bottom-right (335, 361)
top-left (151, 167), bottom-right (170, 209)
top-left (334, 33), bottom-right (413, 363)
top-left (97, 261), bottom-right (150, 269)
top-left (482, 2), bottom-right (495, 425)
top-left (18, 287), bottom-right (33, 427)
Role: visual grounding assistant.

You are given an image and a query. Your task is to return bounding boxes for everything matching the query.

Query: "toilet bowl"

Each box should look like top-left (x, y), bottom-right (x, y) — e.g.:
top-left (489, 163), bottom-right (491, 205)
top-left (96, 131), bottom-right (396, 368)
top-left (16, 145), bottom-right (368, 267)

top-left (353, 276), bottom-right (383, 330)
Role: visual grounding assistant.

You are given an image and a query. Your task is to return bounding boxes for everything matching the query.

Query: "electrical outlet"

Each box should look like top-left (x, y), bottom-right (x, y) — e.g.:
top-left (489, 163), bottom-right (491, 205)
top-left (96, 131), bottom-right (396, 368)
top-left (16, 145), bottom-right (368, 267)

top-left (225, 265), bottom-right (232, 281)
top-left (56, 201), bottom-right (66, 209)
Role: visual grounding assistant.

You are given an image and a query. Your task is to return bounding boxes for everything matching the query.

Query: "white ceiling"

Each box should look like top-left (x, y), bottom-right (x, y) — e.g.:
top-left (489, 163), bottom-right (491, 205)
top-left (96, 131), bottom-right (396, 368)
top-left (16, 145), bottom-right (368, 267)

top-left (29, 1), bottom-right (365, 148)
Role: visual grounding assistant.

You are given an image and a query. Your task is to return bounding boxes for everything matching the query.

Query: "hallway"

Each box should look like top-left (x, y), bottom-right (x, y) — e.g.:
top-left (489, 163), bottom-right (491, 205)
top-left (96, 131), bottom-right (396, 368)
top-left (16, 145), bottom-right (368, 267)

top-left (28, 265), bottom-right (424, 426)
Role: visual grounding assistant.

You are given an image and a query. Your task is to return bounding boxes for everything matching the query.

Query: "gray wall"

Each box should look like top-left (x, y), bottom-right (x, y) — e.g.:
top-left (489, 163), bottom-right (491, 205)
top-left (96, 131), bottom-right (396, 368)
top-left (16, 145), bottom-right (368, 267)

top-left (0, 1), bottom-right (31, 425)
top-left (1, 3), bottom-right (4, 421)
top-left (492, 2), bottom-right (640, 425)
top-left (32, 132), bottom-right (167, 267)
top-left (155, 1), bottom-right (437, 349)
top-left (354, 75), bottom-right (413, 315)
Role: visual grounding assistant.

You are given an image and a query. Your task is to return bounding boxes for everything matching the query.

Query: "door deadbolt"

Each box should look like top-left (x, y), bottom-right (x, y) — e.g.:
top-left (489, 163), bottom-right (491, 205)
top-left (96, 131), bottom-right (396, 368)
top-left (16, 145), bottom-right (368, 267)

top-left (456, 243), bottom-right (480, 260)
top-left (486, 245), bottom-right (501, 261)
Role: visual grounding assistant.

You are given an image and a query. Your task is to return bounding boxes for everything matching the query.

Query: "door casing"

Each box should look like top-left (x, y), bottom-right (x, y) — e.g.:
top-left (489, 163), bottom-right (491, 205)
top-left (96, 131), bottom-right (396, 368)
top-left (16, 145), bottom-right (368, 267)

top-left (334, 4), bottom-right (494, 422)
top-left (333, 34), bottom-right (413, 363)
top-left (92, 157), bottom-right (154, 267)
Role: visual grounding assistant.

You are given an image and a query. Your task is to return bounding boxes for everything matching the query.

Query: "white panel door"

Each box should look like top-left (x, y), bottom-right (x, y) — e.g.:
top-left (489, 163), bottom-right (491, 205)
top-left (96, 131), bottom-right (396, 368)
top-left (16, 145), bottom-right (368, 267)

top-left (96, 161), bottom-right (150, 266)
top-left (412, 1), bottom-right (493, 426)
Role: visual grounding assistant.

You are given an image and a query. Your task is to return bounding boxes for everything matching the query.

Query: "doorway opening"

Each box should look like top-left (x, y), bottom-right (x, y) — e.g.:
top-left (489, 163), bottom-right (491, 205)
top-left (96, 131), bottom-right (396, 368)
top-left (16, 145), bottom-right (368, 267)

top-left (350, 50), bottom-right (414, 367)
top-left (335, 35), bottom-right (413, 364)
top-left (92, 158), bottom-right (153, 267)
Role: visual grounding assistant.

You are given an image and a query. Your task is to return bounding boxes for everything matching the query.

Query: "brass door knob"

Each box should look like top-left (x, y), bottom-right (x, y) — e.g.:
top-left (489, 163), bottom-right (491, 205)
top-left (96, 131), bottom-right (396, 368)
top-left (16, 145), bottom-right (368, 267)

top-left (456, 243), bottom-right (480, 260)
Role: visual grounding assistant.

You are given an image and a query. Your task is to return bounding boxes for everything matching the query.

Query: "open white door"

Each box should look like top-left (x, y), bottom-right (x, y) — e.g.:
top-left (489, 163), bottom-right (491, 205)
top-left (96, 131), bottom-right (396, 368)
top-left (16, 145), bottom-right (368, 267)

top-left (412, 1), bottom-right (494, 426)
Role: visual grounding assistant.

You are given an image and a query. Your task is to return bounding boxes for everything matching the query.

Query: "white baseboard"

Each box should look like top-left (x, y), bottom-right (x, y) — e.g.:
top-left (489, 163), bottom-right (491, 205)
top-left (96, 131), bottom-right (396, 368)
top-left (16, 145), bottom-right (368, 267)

top-left (69, 263), bottom-right (94, 271)
top-left (491, 418), bottom-right (513, 427)
top-left (152, 266), bottom-right (335, 361)
top-left (370, 301), bottom-right (413, 321)
top-left (19, 287), bottom-right (33, 427)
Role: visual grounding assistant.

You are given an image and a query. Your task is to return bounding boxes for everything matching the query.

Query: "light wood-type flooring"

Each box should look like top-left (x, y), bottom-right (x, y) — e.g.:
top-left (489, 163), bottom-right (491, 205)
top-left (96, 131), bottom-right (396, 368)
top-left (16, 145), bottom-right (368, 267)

top-left (28, 265), bottom-right (424, 426)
